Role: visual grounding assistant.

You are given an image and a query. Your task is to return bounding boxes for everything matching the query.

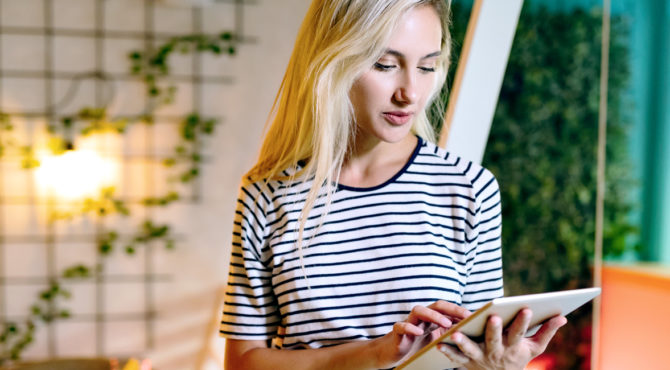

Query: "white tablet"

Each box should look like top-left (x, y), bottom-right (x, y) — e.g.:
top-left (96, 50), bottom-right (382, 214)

top-left (397, 287), bottom-right (601, 370)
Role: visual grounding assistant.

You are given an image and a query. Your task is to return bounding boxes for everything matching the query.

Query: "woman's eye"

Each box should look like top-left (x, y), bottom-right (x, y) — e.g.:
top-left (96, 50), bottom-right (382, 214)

top-left (419, 66), bottom-right (436, 73)
top-left (374, 62), bottom-right (396, 71)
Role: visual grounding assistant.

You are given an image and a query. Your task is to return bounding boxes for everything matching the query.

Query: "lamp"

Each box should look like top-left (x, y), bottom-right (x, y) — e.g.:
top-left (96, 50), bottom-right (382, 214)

top-left (35, 140), bottom-right (119, 201)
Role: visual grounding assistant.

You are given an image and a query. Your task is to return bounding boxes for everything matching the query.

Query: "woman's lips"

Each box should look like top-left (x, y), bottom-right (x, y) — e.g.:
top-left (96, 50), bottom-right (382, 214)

top-left (382, 111), bottom-right (413, 125)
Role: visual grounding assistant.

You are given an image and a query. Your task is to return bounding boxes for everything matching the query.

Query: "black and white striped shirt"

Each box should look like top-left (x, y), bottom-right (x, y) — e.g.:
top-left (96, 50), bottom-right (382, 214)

top-left (220, 137), bottom-right (504, 349)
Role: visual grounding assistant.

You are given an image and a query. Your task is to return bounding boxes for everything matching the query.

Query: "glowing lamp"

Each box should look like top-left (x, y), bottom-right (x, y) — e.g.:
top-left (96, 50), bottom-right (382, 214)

top-left (35, 149), bottom-right (118, 201)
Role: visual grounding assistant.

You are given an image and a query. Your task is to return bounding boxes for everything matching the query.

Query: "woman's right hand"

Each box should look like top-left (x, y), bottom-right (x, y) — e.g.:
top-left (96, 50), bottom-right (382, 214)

top-left (371, 301), bottom-right (472, 368)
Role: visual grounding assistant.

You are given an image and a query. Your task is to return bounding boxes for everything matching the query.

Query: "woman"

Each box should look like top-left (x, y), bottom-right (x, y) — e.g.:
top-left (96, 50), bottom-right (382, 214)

top-left (220, 0), bottom-right (566, 369)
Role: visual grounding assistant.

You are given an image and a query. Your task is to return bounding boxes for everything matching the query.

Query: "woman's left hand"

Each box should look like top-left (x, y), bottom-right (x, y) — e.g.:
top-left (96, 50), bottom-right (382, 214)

top-left (436, 309), bottom-right (567, 370)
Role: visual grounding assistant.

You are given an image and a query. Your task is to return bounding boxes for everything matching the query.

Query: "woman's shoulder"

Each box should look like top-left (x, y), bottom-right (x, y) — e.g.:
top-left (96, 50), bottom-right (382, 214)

top-left (239, 175), bottom-right (286, 200)
top-left (416, 138), bottom-right (500, 196)
top-left (239, 165), bottom-right (310, 201)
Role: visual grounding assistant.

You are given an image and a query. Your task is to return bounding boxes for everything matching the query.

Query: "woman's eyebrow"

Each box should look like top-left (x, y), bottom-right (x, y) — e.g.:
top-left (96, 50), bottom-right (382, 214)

top-left (383, 49), bottom-right (442, 60)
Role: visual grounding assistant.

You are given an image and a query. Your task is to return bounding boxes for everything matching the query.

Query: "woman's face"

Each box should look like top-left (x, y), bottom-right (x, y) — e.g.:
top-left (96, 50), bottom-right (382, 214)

top-left (350, 5), bottom-right (442, 144)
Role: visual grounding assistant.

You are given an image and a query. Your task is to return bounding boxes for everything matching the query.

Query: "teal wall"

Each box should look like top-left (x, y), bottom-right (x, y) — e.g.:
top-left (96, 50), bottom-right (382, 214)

top-left (620, 0), bottom-right (669, 262)
top-left (653, 0), bottom-right (670, 262)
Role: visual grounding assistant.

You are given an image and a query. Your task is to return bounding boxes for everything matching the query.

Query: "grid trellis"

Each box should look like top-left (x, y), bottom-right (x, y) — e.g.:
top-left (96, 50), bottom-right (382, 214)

top-left (0, 0), bottom-right (254, 360)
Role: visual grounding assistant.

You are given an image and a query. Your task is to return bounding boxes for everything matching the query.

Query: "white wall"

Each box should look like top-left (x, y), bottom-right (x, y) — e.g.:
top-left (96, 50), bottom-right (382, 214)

top-left (0, 0), bottom-right (310, 369)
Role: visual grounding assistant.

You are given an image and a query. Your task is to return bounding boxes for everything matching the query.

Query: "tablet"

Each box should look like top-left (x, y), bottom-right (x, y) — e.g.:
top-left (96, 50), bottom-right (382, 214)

top-left (396, 287), bottom-right (601, 370)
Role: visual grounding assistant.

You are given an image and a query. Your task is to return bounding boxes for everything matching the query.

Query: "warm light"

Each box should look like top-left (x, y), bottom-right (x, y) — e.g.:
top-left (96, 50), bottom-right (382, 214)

top-left (35, 149), bottom-right (118, 200)
top-left (525, 353), bottom-right (556, 370)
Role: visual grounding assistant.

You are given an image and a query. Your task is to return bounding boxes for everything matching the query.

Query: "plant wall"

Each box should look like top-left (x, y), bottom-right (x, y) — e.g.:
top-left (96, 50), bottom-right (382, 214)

top-left (482, 6), bottom-right (635, 295)
top-left (438, 1), bottom-right (636, 294)
top-left (436, 2), bottom-right (637, 368)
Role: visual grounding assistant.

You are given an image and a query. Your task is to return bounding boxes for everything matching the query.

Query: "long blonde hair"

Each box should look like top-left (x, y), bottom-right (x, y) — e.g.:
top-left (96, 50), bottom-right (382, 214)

top-left (247, 0), bottom-right (452, 263)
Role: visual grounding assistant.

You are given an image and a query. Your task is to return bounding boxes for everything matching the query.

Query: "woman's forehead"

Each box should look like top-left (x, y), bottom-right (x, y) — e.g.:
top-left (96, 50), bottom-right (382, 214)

top-left (384, 5), bottom-right (443, 57)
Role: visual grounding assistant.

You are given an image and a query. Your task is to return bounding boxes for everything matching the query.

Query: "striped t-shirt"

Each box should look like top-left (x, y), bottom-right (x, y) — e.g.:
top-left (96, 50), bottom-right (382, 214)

top-left (220, 137), bottom-right (504, 350)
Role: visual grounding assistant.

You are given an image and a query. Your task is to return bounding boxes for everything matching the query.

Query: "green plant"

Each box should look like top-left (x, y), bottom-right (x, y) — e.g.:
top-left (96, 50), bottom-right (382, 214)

top-left (482, 6), bottom-right (635, 294)
top-left (438, 3), bottom-right (636, 369)
top-left (433, 1), bottom-right (636, 293)
top-left (0, 114), bottom-right (40, 169)
top-left (129, 32), bottom-right (235, 105)
top-left (0, 113), bottom-right (13, 159)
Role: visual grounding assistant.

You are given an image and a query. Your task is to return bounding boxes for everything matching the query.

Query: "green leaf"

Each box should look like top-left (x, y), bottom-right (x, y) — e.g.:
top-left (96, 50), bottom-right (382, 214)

top-left (187, 114), bottom-right (199, 125)
top-left (141, 114), bottom-right (155, 125)
top-left (143, 197), bottom-right (157, 206)
top-left (63, 264), bottom-right (91, 278)
top-left (99, 242), bottom-right (113, 255)
top-left (163, 158), bottom-right (177, 167)
top-left (114, 200), bottom-right (131, 216)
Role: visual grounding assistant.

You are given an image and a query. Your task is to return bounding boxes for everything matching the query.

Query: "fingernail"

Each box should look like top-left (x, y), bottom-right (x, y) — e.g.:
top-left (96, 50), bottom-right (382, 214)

top-left (451, 333), bottom-right (462, 344)
top-left (438, 344), bottom-right (453, 359)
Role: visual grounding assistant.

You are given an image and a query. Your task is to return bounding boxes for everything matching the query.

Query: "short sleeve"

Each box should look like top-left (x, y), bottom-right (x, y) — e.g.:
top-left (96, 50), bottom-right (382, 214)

top-left (219, 180), bottom-right (281, 340)
top-left (462, 168), bottom-right (504, 311)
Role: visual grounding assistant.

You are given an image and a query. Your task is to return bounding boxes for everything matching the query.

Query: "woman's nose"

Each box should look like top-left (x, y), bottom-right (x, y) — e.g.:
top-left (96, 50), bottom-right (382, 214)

top-left (394, 72), bottom-right (418, 105)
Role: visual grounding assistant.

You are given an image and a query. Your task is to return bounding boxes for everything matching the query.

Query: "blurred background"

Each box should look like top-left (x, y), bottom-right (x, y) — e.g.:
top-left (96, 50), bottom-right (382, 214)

top-left (0, 0), bottom-right (667, 369)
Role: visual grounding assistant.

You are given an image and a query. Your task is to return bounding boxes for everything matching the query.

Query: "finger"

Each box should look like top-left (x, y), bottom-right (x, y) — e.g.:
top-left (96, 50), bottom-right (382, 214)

top-left (393, 321), bottom-right (424, 337)
top-left (506, 308), bottom-right (532, 346)
top-left (415, 321), bottom-right (443, 338)
top-left (429, 326), bottom-right (450, 341)
top-left (428, 300), bottom-right (472, 321)
top-left (485, 315), bottom-right (504, 357)
top-left (450, 332), bottom-right (484, 363)
top-left (528, 316), bottom-right (568, 355)
top-left (437, 343), bottom-right (470, 365)
top-left (407, 305), bottom-right (452, 328)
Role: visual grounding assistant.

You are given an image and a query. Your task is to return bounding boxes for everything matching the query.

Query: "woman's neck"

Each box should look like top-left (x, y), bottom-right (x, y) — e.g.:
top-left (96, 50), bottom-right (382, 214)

top-left (339, 133), bottom-right (418, 188)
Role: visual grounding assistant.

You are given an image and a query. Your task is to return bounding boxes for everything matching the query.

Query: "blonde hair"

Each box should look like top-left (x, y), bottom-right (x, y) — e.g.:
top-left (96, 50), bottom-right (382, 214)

top-left (247, 0), bottom-right (452, 267)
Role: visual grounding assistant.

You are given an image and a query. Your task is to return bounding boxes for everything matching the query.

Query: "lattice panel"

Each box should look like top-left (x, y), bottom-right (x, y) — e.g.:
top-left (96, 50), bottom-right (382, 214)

top-left (0, 0), bottom-right (254, 360)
